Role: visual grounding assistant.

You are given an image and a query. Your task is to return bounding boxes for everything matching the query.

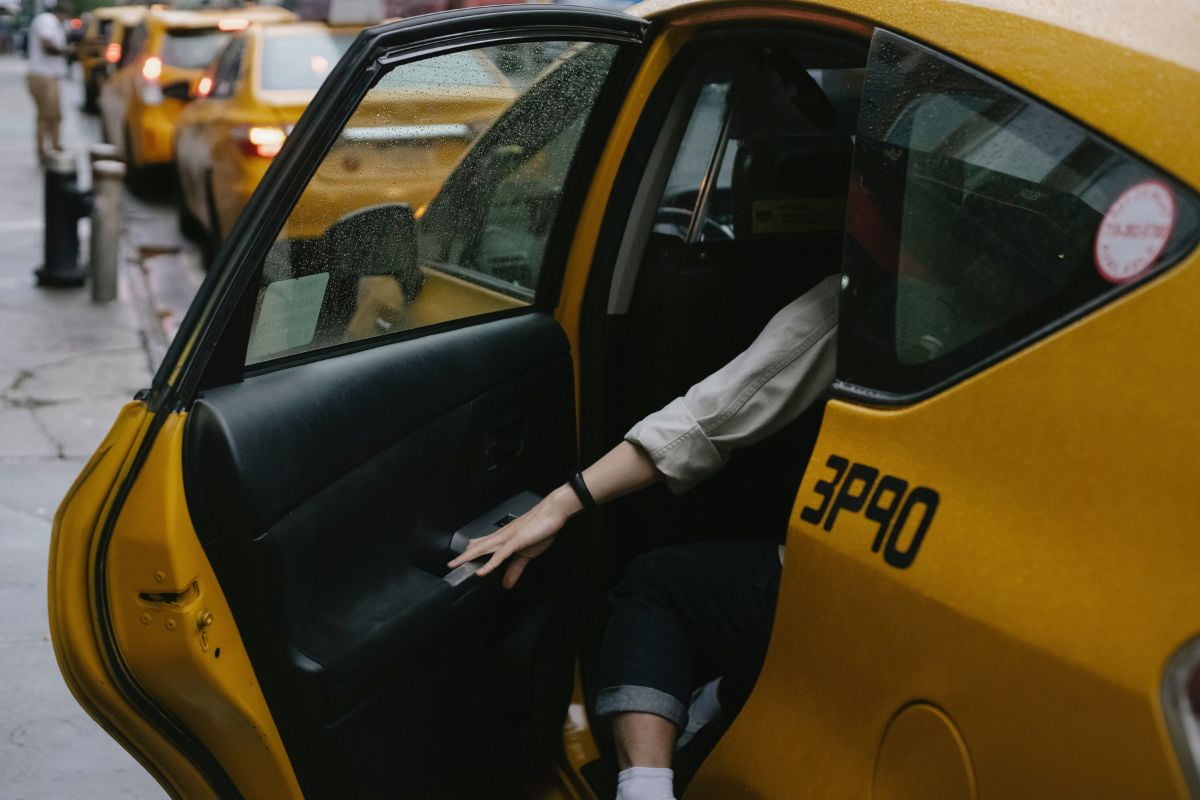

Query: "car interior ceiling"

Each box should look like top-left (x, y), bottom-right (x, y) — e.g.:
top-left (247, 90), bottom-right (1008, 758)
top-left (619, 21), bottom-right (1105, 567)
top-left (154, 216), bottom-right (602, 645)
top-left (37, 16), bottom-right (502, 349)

top-left (576, 30), bottom-right (868, 793)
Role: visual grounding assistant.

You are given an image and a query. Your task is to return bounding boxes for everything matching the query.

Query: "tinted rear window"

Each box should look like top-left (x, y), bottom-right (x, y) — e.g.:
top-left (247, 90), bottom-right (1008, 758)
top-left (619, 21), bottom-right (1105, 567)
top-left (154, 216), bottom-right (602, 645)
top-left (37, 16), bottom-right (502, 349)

top-left (260, 32), bottom-right (355, 92)
top-left (838, 30), bottom-right (1200, 400)
top-left (162, 29), bottom-right (229, 69)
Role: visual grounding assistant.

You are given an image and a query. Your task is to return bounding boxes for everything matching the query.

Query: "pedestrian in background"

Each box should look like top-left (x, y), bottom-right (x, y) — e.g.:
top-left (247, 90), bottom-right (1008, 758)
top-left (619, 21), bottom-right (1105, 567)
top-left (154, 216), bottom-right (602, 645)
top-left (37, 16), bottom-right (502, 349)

top-left (26, 0), bottom-right (71, 164)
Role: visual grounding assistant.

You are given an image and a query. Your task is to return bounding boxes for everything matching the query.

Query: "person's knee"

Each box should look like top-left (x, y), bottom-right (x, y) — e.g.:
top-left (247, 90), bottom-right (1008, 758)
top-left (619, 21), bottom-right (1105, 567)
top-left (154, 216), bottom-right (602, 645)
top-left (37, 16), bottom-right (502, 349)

top-left (607, 551), bottom-right (662, 606)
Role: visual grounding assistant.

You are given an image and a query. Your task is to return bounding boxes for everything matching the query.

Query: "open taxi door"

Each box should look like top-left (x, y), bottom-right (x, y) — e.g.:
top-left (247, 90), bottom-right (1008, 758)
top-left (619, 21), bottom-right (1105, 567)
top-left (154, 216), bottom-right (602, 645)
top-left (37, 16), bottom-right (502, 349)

top-left (49, 7), bottom-right (647, 797)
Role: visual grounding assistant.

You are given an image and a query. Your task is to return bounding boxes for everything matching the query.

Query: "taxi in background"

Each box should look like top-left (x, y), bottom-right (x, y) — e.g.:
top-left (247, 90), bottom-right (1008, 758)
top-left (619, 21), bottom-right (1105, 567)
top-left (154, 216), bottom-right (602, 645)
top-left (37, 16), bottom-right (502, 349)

top-left (48, 3), bottom-right (1200, 800)
top-left (78, 4), bottom-right (146, 113)
top-left (98, 4), bottom-right (295, 183)
top-left (174, 20), bottom-right (363, 244)
top-left (174, 19), bottom-right (514, 246)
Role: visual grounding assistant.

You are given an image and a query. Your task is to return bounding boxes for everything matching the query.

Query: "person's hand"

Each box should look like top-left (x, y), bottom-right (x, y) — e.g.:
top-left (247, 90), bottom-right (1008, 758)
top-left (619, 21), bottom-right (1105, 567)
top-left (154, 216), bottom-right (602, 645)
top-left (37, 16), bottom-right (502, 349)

top-left (447, 487), bottom-right (581, 589)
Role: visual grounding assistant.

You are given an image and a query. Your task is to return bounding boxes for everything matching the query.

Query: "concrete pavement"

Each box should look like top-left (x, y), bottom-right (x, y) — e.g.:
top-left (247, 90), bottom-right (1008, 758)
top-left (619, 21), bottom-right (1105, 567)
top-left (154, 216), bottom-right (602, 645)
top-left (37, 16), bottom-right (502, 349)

top-left (0, 53), bottom-right (172, 798)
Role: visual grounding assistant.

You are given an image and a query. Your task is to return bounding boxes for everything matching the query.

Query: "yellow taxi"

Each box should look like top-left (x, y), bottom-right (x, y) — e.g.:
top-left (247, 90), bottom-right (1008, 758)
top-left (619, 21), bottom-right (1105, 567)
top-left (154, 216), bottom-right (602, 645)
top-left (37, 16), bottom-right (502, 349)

top-left (77, 4), bottom-right (145, 113)
top-left (173, 19), bottom-right (512, 247)
top-left (49, 2), bottom-right (1200, 799)
top-left (98, 5), bottom-right (295, 180)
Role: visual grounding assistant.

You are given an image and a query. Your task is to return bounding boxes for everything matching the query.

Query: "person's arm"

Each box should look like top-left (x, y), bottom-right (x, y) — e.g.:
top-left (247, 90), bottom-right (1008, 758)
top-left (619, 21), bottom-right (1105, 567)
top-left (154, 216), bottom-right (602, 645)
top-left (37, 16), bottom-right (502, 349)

top-left (447, 440), bottom-right (661, 588)
top-left (39, 34), bottom-right (65, 55)
top-left (447, 273), bottom-right (840, 588)
top-left (626, 272), bottom-right (839, 494)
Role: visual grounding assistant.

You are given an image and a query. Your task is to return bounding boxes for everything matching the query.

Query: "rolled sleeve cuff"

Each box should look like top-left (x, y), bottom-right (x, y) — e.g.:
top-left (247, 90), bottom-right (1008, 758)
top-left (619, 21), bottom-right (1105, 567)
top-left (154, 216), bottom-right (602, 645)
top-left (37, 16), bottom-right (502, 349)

top-left (625, 397), bottom-right (726, 496)
top-left (595, 684), bottom-right (689, 730)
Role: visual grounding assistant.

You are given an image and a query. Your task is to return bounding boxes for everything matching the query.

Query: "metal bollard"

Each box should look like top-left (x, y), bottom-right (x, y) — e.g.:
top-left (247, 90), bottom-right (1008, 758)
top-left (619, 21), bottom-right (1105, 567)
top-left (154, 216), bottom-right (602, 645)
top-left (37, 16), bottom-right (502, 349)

top-left (88, 142), bottom-right (121, 165)
top-left (35, 151), bottom-right (91, 287)
top-left (90, 160), bottom-right (125, 304)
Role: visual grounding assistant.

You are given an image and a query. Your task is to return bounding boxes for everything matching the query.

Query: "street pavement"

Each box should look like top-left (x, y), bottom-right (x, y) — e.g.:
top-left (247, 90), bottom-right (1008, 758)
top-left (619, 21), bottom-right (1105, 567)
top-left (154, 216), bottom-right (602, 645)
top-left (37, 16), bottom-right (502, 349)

top-left (0, 52), bottom-right (201, 799)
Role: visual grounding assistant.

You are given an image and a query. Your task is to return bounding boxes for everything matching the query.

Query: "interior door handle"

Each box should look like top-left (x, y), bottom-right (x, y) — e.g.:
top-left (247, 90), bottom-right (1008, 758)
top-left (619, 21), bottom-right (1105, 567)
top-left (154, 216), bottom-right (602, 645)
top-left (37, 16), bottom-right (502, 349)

top-left (481, 442), bottom-right (521, 472)
top-left (448, 491), bottom-right (541, 555)
top-left (479, 416), bottom-right (528, 472)
top-left (444, 491), bottom-right (541, 587)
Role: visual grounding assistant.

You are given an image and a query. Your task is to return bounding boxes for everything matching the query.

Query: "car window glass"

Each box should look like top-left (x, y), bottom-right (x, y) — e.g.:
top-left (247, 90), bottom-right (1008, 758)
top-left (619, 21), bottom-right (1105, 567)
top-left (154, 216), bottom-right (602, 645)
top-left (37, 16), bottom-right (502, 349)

top-left (838, 30), bottom-right (1200, 398)
top-left (385, 49), bottom-right (504, 86)
top-left (259, 32), bottom-right (355, 92)
top-left (162, 28), bottom-right (228, 69)
top-left (244, 40), bottom-right (621, 365)
top-left (653, 75), bottom-right (731, 239)
top-left (653, 53), bottom-right (862, 244)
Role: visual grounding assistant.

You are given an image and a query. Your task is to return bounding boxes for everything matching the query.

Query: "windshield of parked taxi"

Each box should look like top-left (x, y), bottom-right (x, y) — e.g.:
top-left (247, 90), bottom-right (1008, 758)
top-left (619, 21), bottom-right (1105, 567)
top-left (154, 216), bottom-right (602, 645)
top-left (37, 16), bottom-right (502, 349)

top-left (163, 29), bottom-right (228, 69)
top-left (260, 31), bottom-right (356, 92)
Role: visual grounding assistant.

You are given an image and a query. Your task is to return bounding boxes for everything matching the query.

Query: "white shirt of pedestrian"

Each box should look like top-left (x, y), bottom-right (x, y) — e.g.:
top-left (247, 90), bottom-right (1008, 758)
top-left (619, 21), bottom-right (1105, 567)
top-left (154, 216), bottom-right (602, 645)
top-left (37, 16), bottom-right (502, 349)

top-left (28, 12), bottom-right (66, 78)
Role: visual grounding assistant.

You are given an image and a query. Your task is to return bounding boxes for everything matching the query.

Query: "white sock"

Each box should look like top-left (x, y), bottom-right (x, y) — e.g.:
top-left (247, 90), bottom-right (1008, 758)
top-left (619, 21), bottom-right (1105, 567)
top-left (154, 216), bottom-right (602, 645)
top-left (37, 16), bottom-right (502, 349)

top-left (676, 676), bottom-right (722, 750)
top-left (616, 766), bottom-right (675, 800)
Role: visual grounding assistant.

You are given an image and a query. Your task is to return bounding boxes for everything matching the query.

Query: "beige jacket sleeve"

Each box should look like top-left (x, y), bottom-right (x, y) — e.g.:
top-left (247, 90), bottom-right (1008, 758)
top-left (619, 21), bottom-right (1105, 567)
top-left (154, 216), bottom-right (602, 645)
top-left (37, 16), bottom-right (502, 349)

top-left (624, 273), bottom-right (839, 495)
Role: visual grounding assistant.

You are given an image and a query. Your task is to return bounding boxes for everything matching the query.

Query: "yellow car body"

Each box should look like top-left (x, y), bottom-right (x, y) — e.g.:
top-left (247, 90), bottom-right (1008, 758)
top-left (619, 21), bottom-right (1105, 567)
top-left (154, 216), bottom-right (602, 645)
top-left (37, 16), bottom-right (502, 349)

top-left (174, 20), bottom-right (512, 243)
top-left (78, 4), bottom-right (145, 111)
top-left (98, 5), bottom-right (295, 171)
top-left (49, 2), bottom-right (1200, 799)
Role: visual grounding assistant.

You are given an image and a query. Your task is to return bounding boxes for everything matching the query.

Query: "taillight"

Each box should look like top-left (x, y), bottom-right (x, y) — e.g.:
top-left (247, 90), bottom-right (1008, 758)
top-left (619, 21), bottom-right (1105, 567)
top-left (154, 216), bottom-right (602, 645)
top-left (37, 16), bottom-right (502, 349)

top-left (232, 125), bottom-right (287, 159)
top-left (105, 42), bottom-right (121, 63)
top-left (195, 75), bottom-right (213, 98)
top-left (138, 55), bottom-right (163, 104)
top-left (141, 55), bottom-right (162, 81)
top-left (1164, 637), bottom-right (1200, 796)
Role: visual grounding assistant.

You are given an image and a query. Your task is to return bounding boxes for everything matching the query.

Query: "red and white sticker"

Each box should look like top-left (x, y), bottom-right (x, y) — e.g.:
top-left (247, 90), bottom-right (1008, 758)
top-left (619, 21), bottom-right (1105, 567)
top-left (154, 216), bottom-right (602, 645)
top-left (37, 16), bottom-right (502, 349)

top-left (1094, 180), bottom-right (1175, 284)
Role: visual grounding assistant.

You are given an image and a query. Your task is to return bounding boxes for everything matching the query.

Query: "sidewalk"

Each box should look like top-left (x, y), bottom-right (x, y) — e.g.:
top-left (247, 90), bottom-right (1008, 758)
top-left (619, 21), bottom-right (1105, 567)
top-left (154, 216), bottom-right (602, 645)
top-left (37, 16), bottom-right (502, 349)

top-left (0, 54), bottom-right (168, 798)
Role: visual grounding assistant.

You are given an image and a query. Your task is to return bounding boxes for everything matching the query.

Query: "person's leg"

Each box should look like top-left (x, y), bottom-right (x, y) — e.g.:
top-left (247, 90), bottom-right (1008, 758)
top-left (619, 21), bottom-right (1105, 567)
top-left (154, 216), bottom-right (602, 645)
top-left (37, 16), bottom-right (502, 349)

top-left (596, 541), bottom-right (781, 797)
top-left (46, 77), bottom-right (62, 153)
top-left (611, 713), bottom-right (676, 800)
top-left (26, 74), bottom-right (47, 160)
top-left (613, 711), bottom-right (675, 770)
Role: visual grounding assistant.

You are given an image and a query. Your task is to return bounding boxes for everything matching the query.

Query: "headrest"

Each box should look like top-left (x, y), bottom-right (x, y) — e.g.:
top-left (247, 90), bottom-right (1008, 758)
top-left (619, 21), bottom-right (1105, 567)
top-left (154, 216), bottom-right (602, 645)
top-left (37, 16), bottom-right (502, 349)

top-left (730, 50), bottom-right (836, 140)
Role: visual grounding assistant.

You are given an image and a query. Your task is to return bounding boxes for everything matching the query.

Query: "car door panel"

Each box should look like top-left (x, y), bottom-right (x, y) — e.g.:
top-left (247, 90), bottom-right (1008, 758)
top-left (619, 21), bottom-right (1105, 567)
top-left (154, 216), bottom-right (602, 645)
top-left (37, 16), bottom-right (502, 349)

top-left (184, 312), bottom-right (579, 796)
top-left (689, 25), bottom-right (1200, 800)
top-left (53, 6), bottom-right (648, 796)
top-left (104, 410), bottom-right (302, 799)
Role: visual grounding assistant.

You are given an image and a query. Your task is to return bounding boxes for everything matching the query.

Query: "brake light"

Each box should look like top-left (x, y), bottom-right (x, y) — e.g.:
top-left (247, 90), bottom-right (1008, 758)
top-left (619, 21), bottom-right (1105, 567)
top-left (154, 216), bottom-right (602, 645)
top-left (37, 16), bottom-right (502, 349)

top-left (1164, 638), bottom-right (1200, 796)
top-left (218, 18), bottom-right (249, 31)
top-left (141, 55), bottom-right (162, 81)
top-left (137, 55), bottom-right (164, 104)
top-left (233, 125), bottom-right (287, 158)
top-left (70, 17), bottom-right (82, 30)
top-left (196, 75), bottom-right (213, 98)
top-left (105, 42), bottom-right (121, 63)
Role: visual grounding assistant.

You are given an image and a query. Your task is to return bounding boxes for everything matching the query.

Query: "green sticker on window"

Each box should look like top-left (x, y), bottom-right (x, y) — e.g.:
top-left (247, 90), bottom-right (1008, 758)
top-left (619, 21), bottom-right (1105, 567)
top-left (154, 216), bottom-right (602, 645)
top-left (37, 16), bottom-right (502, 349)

top-left (247, 273), bottom-right (331, 361)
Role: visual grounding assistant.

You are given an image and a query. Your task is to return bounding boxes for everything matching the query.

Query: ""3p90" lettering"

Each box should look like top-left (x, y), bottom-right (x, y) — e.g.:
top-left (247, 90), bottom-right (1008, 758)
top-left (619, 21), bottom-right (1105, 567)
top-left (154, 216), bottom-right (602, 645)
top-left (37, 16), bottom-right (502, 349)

top-left (799, 455), bottom-right (939, 570)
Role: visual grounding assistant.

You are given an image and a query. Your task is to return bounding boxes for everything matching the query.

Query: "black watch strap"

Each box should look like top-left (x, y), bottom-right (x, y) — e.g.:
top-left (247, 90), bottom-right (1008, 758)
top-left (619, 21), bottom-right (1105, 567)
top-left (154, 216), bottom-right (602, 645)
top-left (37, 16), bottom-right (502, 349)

top-left (568, 472), bottom-right (598, 511)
